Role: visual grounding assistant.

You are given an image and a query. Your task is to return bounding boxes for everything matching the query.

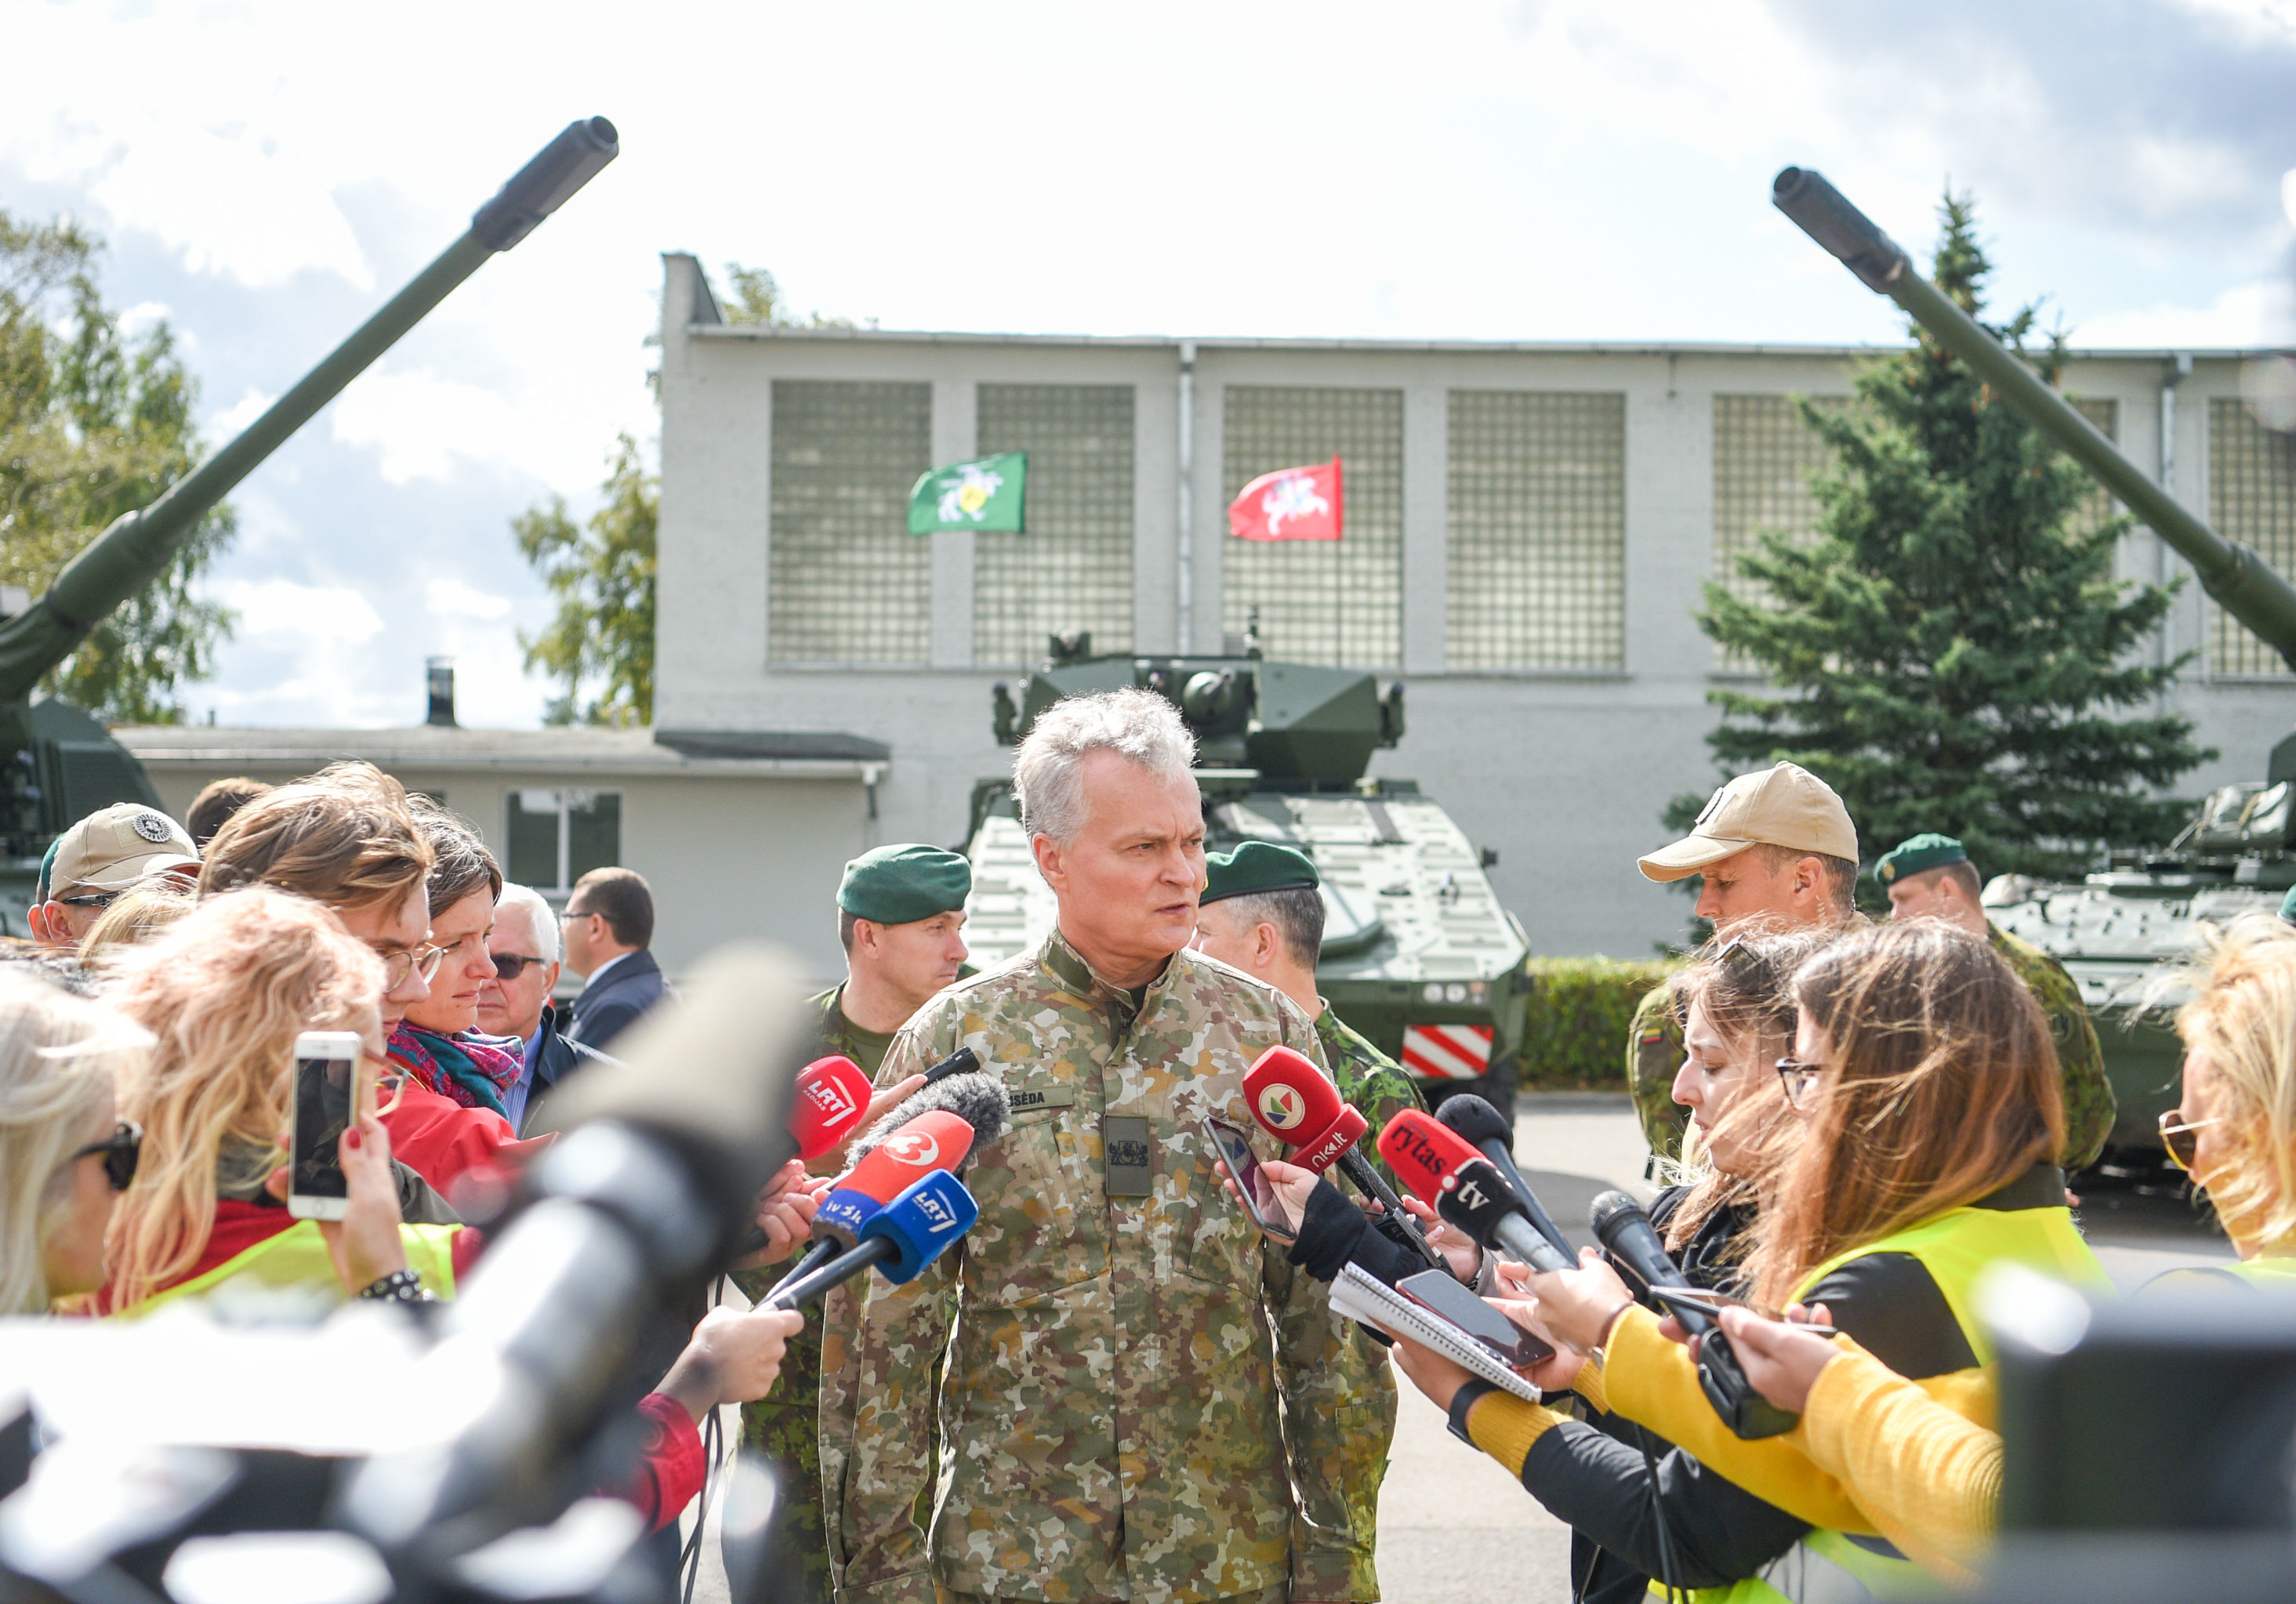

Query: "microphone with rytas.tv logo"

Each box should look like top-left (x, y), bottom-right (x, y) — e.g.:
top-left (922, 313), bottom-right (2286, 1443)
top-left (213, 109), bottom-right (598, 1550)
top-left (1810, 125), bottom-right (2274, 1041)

top-left (1375, 1109), bottom-right (1573, 1274)
top-left (1435, 1094), bottom-right (1575, 1262)
top-left (764, 1167), bottom-right (980, 1310)
top-left (1244, 1047), bottom-right (1445, 1271)
top-left (761, 1108), bottom-right (977, 1293)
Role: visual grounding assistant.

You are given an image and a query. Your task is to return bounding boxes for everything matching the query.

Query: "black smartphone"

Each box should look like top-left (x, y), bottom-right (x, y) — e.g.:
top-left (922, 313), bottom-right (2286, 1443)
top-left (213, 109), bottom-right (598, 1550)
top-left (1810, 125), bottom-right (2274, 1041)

top-left (1202, 1115), bottom-right (1295, 1243)
top-left (1398, 1268), bottom-right (1557, 1366)
top-left (288, 1030), bottom-right (362, 1221)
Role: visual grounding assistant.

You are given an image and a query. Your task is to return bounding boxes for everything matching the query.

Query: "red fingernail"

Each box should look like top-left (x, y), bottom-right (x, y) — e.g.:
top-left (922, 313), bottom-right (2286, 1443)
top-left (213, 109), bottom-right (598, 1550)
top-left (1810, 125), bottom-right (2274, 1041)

top-left (344, 1129), bottom-right (362, 1150)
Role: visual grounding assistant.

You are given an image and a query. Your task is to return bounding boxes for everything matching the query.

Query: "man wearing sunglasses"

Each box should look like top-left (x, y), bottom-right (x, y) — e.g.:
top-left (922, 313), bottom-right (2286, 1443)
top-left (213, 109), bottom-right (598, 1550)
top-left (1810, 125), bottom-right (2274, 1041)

top-left (29, 804), bottom-right (201, 950)
top-left (479, 883), bottom-right (617, 1135)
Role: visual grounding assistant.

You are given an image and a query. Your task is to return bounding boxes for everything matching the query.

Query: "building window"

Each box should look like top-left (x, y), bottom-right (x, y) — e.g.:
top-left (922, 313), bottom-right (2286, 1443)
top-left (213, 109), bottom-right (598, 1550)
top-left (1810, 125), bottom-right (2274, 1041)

top-left (974, 383), bottom-right (1135, 665)
top-left (1710, 394), bottom-right (1853, 671)
top-left (2210, 397), bottom-right (2296, 678)
top-left (770, 379), bottom-right (932, 664)
top-left (1446, 390), bottom-right (1625, 670)
top-left (508, 789), bottom-right (622, 893)
top-left (1221, 386), bottom-right (1402, 667)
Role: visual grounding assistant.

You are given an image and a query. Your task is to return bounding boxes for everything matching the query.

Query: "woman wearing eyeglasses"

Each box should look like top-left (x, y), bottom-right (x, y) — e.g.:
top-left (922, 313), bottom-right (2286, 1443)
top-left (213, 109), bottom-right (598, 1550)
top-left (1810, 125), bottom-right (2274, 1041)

top-left (0, 975), bottom-right (150, 1314)
top-left (1405, 922), bottom-right (2107, 1601)
top-left (375, 801), bottom-right (552, 1198)
top-left (97, 888), bottom-right (477, 1315)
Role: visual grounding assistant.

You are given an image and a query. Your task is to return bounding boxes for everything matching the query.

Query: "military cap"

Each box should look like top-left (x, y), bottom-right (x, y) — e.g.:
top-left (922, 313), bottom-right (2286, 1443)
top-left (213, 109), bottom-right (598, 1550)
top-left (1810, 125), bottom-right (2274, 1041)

top-left (48, 804), bottom-right (199, 899)
top-left (2280, 883), bottom-right (2296, 927)
top-left (1201, 841), bottom-right (1320, 905)
top-left (837, 843), bottom-right (971, 925)
top-left (1639, 762), bottom-right (1858, 883)
top-left (1876, 833), bottom-right (1970, 886)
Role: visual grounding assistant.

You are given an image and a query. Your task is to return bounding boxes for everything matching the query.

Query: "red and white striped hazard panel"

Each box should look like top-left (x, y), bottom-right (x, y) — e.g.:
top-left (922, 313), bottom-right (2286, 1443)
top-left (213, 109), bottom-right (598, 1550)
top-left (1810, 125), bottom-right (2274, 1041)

top-left (1401, 1024), bottom-right (1494, 1081)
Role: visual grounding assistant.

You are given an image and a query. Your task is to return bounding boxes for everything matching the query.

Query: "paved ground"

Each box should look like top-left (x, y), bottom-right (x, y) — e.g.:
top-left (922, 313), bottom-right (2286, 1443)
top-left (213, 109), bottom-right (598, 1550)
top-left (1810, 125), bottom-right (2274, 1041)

top-left (687, 1097), bottom-right (2234, 1604)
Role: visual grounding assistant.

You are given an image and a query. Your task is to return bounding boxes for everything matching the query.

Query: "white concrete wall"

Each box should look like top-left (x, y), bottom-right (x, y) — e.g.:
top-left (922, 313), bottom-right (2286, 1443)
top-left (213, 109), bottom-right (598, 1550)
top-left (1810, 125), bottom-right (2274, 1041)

top-left (142, 762), bottom-right (869, 985)
top-left (655, 282), bottom-right (2287, 959)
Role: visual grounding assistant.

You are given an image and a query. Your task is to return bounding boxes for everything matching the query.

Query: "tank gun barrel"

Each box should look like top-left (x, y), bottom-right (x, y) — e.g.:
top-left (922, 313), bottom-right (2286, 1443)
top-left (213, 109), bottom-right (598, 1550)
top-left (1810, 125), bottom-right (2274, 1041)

top-left (1772, 165), bottom-right (2296, 672)
top-left (0, 117), bottom-right (620, 702)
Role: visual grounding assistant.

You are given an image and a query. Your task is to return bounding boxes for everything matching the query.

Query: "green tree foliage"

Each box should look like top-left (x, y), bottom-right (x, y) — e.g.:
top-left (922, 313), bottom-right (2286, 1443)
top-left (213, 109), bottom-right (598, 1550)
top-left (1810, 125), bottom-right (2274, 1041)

top-left (1670, 191), bottom-right (2211, 884)
top-left (0, 210), bottom-right (234, 722)
top-left (720, 262), bottom-right (867, 329)
top-left (513, 433), bottom-right (655, 726)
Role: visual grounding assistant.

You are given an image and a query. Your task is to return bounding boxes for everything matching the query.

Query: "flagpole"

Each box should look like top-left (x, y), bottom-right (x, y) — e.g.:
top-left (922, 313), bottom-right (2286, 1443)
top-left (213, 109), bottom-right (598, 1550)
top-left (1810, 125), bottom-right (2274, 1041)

top-left (1177, 339), bottom-right (1195, 655)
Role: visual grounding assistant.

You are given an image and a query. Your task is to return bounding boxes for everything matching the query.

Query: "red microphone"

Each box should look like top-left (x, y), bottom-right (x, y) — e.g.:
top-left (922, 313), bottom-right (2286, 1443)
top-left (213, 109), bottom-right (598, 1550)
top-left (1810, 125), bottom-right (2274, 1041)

top-left (760, 1109), bottom-right (978, 1287)
top-left (789, 1055), bottom-right (874, 1161)
top-left (1244, 1047), bottom-right (1444, 1269)
top-left (1375, 1108), bottom-right (1485, 1205)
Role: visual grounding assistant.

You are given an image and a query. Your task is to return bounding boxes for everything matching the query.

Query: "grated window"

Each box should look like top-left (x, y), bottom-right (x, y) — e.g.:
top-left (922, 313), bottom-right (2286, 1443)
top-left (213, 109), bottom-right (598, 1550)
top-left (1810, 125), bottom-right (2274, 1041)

top-left (2210, 397), bottom-right (2296, 677)
top-left (1221, 386), bottom-right (1402, 666)
top-left (2066, 397), bottom-right (2120, 537)
top-left (1445, 390), bottom-right (1624, 670)
top-left (1710, 394), bottom-right (1852, 671)
top-left (769, 379), bottom-right (932, 663)
top-left (974, 384), bottom-right (1135, 666)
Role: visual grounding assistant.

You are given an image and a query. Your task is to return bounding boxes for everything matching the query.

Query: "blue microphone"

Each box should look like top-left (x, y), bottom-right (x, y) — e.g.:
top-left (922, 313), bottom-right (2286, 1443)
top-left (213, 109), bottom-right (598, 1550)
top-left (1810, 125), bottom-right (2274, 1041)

top-left (765, 1170), bottom-right (978, 1309)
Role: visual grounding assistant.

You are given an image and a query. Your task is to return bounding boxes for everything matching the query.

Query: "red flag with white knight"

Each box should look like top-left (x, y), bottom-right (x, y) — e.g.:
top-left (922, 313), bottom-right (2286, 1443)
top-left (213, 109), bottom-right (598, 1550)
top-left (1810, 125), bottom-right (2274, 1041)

top-left (1228, 457), bottom-right (1343, 542)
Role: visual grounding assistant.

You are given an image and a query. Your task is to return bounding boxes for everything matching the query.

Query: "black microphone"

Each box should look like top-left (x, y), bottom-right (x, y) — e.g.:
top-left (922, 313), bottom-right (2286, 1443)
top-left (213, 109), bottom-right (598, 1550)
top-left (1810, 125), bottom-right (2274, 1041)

top-left (1588, 1189), bottom-right (1797, 1440)
top-left (1435, 1094), bottom-right (1574, 1261)
top-left (850, 1069), bottom-right (1011, 1164)
top-left (1434, 1156), bottom-right (1576, 1273)
top-left (923, 1044), bottom-right (981, 1085)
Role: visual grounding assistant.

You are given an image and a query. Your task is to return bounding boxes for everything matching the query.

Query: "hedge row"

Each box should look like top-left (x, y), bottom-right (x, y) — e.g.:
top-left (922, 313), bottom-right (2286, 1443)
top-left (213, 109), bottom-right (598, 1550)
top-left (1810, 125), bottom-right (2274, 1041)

top-left (1516, 956), bottom-right (1682, 1091)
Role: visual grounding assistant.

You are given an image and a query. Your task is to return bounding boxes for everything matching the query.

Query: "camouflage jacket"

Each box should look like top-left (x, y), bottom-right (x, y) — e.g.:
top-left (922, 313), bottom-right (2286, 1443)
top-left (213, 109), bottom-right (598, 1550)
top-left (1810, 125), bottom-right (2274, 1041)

top-left (806, 983), bottom-right (899, 1083)
top-left (1626, 980), bottom-right (1691, 1166)
top-left (1989, 921), bottom-right (2116, 1172)
top-left (1314, 1005), bottom-right (1427, 1192)
top-left (818, 929), bottom-right (1387, 1604)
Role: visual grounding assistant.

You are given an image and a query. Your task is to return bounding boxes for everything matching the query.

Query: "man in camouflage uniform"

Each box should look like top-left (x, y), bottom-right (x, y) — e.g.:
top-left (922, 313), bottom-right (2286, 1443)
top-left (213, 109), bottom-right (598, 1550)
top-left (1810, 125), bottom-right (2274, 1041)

top-left (1190, 840), bottom-right (1425, 1185)
top-left (732, 844), bottom-right (970, 1604)
top-left (821, 689), bottom-right (1386, 1604)
top-left (1627, 763), bottom-right (1863, 1166)
top-left (1879, 833), bottom-right (2116, 1170)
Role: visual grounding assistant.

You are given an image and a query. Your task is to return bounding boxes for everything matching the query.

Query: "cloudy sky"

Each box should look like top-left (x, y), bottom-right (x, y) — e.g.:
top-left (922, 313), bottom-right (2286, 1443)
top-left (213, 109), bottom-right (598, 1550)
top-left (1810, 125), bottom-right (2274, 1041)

top-left (4, 0), bottom-right (2291, 729)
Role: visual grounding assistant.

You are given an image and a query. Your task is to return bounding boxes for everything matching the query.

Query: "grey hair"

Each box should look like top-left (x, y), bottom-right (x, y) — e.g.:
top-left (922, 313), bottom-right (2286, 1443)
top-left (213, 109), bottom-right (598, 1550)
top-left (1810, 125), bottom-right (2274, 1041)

top-left (496, 883), bottom-right (561, 966)
top-left (1220, 885), bottom-right (1326, 970)
top-left (1014, 688), bottom-right (1198, 846)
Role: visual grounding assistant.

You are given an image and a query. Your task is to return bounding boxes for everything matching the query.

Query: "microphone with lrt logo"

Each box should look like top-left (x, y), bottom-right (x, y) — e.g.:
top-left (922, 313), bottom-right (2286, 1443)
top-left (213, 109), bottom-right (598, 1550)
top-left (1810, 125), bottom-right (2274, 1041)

top-left (1244, 1047), bottom-right (1445, 1271)
top-left (764, 1167), bottom-right (980, 1309)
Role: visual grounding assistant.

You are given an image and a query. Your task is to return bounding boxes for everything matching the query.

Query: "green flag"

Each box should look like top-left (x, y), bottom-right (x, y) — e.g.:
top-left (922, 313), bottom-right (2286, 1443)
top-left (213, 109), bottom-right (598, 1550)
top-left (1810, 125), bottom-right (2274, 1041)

top-left (908, 452), bottom-right (1027, 534)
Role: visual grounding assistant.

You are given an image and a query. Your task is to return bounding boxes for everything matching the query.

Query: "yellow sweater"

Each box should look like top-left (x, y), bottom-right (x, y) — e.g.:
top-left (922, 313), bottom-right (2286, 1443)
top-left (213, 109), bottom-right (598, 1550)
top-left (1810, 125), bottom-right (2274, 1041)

top-left (1459, 1307), bottom-right (2000, 1589)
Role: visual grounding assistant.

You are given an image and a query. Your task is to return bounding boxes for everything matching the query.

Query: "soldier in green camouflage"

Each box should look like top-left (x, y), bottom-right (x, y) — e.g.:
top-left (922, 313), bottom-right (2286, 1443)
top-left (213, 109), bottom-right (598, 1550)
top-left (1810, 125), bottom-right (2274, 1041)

top-left (820, 690), bottom-right (1386, 1604)
top-left (730, 844), bottom-right (969, 1604)
top-left (1879, 833), bottom-right (2116, 1170)
top-left (1628, 763), bottom-right (1863, 1164)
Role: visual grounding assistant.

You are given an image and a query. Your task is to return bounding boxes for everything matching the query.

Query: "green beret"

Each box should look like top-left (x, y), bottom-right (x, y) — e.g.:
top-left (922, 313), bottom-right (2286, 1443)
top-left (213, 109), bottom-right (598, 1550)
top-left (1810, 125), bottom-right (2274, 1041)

top-left (2280, 884), bottom-right (2296, 927)
top-left (1202, 842), bottom-right (1319, 905)
top-left (838, 843), bottom-right (971, 925)
top-left (34, 837), bottom-right (58, 904)
top-left (1876, 833), bottom-right (1969, 885)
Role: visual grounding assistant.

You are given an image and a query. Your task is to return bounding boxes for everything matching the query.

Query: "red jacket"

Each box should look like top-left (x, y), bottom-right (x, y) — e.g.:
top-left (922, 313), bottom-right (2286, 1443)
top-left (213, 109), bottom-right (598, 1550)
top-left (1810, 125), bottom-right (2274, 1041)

top-left (379, 1079), bottom-right (550, 1199)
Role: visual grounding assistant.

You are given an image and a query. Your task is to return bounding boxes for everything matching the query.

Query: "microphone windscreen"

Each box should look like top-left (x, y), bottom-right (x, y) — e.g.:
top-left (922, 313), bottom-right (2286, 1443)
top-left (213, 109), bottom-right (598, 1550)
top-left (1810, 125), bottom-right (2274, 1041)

top-left (789, 1056), bottom-right (873, 1159)
top-left (1244, 1046), bottom-right (1344, 1141)
top-left (1376, 1109), bottom-right (1483, 1203)
top-left (1434, 1094), bottom-right (1513, 1149)
top-left (851, 1071), bottom-right (1011, 1163)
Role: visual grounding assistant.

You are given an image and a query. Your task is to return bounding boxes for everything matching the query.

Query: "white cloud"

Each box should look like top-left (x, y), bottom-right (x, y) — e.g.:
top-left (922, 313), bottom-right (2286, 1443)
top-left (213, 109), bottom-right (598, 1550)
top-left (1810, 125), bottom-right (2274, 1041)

top-left (215, 579), bottom-right (385, 644)
top-left (2072, 279), bottom-right (2296, 347)
top-left (207, 387), bottom-right (277, 440)
top-left (117, 301), bottom-right (171, 339)
top-left (326, 366), bottom-right (599, 488)
top-left (426, 577), bottom-right (512, 621)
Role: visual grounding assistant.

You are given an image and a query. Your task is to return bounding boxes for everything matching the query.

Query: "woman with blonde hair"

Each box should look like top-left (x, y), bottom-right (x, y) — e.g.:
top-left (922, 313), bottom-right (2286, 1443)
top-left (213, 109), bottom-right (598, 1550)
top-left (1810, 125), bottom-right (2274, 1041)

top-left (76, 874), bottom-right (196, 965)
top-left (0, 976), bottom-right (149, 1313)
top-left (100, 887), bottom-right (473, 1315)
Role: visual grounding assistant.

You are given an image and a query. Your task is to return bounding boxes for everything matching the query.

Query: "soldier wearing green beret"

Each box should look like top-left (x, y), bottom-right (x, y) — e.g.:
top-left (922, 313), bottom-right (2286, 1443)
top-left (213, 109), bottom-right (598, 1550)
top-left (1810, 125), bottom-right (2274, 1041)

top-left (731, 842), bottom-right (970, 1604)
top-left (1880, 832), bottom-right (2116, 1171)
top-left (1190, 842), bottom-right (1427, 1192)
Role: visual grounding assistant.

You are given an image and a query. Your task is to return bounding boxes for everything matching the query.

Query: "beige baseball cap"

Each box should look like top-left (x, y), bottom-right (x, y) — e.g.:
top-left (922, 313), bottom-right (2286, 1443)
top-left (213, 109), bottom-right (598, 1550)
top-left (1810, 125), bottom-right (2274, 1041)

top-left (49, 804), bottom-right (200, 899)
top-left (1638, 762), bottom-right (1858, 884)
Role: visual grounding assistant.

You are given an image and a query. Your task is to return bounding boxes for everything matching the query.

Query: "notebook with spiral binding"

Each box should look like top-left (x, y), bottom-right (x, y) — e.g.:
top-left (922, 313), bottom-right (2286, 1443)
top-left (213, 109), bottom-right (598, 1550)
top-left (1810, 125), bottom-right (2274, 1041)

top-left (1328, 1263), bottom-right (1543, 1403)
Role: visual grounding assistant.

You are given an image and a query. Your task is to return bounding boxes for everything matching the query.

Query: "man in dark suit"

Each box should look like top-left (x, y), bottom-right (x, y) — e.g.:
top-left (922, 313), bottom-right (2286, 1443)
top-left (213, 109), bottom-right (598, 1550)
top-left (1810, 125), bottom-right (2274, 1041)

top-left (560, 866), bottom-right (668, 1051)
top-left (477, 882), bottom-right (618, 1136)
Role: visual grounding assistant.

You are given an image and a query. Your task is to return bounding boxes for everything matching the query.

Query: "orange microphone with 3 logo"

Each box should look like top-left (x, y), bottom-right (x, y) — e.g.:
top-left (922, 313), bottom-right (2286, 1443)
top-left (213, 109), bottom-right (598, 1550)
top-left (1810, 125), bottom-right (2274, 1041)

top-left (1245, 1046), bottom-right (1445, 1269)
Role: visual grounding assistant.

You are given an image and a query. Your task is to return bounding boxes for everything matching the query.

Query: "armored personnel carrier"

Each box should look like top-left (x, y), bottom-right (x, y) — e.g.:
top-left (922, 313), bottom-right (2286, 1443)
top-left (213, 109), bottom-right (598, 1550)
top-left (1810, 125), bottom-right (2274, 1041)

top-left (1775, 166), bottom-right (2296, 1149)
top-left (962, 626), bottom-right (1533, 1118)
top-left (0, 118), bottom-right (618, 933)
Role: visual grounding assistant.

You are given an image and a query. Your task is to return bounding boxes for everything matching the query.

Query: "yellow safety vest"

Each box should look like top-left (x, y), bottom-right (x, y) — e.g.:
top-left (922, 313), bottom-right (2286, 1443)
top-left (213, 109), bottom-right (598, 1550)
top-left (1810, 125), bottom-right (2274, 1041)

top-left (2223, 1256), bottom-right (2296, 1287)
top-left (1654, 1181), bottom-right (2106, 1604)
top-left (113, 1221), bottom-right (460, 1319)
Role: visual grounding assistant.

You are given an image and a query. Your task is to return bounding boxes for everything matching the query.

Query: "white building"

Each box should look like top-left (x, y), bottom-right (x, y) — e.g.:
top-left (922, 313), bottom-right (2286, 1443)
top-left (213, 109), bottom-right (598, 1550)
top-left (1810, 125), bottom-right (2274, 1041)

top-left (670, 257), bottom-right (2294, 958)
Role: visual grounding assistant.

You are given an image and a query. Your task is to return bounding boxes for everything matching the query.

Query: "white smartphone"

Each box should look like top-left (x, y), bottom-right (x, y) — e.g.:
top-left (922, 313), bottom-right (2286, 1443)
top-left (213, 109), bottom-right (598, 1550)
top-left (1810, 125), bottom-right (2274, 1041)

top-left (288, 1031), bottom-right (365, 1221)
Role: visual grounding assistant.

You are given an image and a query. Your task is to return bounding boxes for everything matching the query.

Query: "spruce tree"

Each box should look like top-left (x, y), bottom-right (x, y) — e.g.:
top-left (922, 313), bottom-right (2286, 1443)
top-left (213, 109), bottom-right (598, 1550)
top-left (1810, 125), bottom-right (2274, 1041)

top-left (1670, 191), bottom-right (2211, 884)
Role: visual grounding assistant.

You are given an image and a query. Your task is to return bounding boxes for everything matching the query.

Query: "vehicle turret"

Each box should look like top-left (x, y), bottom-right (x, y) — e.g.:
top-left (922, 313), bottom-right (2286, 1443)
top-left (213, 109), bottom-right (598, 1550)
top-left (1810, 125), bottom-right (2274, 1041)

top-left (0, 118), bottom-right (618, 861)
